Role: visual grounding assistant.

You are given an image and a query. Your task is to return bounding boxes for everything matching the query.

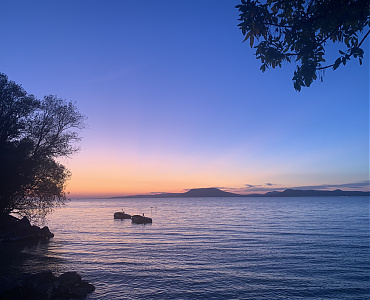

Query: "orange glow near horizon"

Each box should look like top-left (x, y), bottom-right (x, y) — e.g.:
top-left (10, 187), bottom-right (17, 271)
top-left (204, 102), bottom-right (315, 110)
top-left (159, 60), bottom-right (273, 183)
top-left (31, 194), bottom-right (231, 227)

top-left (64, 147), bottom-right (264, 198)
top-left (63, 134), bottom-right (369, 198)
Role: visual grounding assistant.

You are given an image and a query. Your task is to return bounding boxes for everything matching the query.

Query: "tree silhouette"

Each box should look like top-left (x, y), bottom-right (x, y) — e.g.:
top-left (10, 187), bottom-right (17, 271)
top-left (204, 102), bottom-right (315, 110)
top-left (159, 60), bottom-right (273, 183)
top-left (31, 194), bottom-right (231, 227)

top-left (0, 73), bottom-right (86, 221)
top-left (236, 0), bottom-right (370, 91)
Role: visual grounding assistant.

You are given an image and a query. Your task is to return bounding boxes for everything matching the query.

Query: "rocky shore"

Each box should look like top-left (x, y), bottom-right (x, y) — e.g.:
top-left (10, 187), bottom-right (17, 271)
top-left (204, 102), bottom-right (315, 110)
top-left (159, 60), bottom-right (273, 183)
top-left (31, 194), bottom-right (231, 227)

top-left (0, 215), bottom-right (95, 299)
top-left (0, 271), bottom-right (95, 300)
top-left (0, 215), bottom-right (54, 242)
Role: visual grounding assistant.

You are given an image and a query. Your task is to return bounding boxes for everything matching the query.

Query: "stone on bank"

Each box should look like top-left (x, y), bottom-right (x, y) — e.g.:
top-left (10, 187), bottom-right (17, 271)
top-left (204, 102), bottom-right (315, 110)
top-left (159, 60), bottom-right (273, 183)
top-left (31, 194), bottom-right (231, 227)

top-left (0, 271), bottom-right (95, 299)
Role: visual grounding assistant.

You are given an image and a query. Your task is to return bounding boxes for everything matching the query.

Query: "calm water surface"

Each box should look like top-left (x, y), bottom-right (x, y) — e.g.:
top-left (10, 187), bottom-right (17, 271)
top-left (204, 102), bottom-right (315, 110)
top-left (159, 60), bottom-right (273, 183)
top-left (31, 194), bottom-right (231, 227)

top-left (1, 197), bottom-right (369, 299)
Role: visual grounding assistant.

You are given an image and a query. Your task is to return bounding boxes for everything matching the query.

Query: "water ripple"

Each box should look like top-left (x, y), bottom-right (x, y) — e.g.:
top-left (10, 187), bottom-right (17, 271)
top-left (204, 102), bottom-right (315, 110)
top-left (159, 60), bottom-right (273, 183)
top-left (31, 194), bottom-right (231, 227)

top-left (1, 196), bottom-right (368, 299)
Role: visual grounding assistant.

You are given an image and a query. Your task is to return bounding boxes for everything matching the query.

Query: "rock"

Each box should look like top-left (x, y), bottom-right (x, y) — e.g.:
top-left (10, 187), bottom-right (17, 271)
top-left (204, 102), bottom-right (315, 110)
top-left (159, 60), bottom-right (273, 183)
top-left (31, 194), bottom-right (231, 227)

top-left (131, 215), bottom-right (152, 224)
top-left (22, 271), bottom-right (56, 299)
top-left (113, 211), bottom-right (131, 219)
top-left (54, 271), bottom-right (95, 299)
top-left (71, 280), bottom-right (96, 298)
top-left (0, 271), bottom-right (95, 299)
top-left (23, 271), bottom-right (56, 288)
top-left (40, 226), bottom-right (54, 239)
top-left (0, 215), bottom-right (54, 242)
top-left (18, 216), bottom-right (31, 227)
top-left (57, 271), bottom-right (81, 285)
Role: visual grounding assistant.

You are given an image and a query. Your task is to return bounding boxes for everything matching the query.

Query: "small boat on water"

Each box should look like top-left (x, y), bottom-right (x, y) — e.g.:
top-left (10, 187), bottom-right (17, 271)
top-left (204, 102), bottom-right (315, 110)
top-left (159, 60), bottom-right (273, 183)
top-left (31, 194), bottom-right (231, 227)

top-left (131, 215), bottom-right (152, 224)
top-left (114, 211), bottom-right (131, 219)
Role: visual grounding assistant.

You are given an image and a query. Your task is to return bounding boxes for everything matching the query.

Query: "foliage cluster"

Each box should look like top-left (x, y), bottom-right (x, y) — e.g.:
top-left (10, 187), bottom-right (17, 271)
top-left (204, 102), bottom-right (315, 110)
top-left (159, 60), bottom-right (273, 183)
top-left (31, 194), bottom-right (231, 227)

top-left (0, 73), bottom-right (85, 221)
top-left (236, 0), bottom-right (370, 91)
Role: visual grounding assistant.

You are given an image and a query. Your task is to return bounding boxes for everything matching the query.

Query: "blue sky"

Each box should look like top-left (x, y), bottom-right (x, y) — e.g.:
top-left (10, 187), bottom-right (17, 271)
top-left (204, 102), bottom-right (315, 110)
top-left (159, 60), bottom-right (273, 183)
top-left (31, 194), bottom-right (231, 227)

top-left (1, 1), bottom-right (369, 197)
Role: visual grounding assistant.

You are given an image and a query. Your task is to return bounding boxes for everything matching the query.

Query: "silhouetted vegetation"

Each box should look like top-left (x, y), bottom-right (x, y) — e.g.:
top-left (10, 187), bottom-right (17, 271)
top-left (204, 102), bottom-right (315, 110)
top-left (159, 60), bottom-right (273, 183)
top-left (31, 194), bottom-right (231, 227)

top-left (236, 0), bottom-right (370, 91)
top-left (0, 73), bottom-right (85, 222)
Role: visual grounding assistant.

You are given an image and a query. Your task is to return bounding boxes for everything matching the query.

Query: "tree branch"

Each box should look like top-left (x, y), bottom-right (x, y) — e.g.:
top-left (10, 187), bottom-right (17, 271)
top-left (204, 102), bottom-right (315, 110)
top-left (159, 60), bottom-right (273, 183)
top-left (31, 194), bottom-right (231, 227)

top-left (316, 63), bottom-right (335, 70)
top-left (358, 28), bottom-right (370, 48)
top-left (262, 22), bottom-right (293, 28)
top-left (317, 29), bottom-right (370, 70)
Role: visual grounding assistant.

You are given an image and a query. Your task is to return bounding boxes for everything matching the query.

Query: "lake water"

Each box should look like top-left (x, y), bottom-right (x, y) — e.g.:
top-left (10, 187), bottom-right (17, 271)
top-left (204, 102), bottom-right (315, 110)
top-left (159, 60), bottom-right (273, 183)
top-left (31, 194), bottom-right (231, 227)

top-left (1, 196), bottom-right (369, 299)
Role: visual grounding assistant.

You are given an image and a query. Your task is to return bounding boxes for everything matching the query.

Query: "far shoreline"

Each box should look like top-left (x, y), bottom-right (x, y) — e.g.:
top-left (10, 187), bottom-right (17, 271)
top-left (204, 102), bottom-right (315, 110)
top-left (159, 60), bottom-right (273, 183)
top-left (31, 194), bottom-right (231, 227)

top-left (107, 187), bottom-right (370, 199)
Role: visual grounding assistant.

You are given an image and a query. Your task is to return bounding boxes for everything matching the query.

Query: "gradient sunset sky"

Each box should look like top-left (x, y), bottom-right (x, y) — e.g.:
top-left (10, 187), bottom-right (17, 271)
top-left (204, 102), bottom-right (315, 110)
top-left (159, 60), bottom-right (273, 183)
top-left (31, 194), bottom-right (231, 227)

top-left (1, 1), bottom-right (369, 197)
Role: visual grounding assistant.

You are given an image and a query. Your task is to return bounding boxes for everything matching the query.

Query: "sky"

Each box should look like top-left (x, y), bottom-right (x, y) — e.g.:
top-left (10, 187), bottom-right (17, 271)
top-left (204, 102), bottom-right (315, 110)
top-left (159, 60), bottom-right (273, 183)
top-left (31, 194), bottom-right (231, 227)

top-left (1, 1), bottom-right (369, 198)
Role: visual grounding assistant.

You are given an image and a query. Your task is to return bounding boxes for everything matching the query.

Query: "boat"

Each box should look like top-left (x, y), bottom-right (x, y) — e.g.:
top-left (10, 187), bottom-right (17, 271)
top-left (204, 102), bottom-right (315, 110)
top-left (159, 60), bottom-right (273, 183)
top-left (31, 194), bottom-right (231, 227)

top-left (113, 211), bottom-right (131, 219)
top-left (131, 215), bottom-right (152, 224)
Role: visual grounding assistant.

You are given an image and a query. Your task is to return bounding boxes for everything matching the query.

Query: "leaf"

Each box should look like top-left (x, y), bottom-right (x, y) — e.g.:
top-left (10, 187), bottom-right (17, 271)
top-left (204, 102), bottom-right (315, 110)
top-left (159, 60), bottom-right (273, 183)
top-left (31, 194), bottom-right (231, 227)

top-left (271, 3), bottom-right (278, 13)
top-left (293, 80), bottom-right (302, 92)
top-left (344, 36), bottom-right (350, 46)
top-left (243, 31), bottom-right (252, 42)
top-left (333, 58), bottom-right (341, 70)
top-left (250, 35), bottom-right (255, 48)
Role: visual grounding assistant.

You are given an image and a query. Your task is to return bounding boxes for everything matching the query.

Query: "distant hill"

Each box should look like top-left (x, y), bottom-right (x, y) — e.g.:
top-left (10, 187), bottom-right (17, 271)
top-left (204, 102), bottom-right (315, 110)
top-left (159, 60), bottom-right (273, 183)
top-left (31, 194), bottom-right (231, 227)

top-left (111, 188), bottom-right (241, 198)
top-left (263, 189), bottom-right (370, 197)
top-left (111, 187), bottom-right (369, 198)
top-left (180, 188), bottom-right (240, 197)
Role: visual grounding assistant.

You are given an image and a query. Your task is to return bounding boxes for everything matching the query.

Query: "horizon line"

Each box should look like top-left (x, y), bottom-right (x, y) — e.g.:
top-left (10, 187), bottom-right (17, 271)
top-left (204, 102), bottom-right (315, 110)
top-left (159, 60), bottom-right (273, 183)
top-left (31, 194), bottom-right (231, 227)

top-left (69, 185), bottom-right (370, 199)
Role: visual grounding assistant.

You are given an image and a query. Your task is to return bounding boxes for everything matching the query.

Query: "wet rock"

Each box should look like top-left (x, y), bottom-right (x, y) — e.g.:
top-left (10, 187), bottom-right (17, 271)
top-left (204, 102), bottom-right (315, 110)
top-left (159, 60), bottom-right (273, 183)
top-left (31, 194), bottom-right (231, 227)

top-left (53, 272), bottom-right (95, 299)
top-left (18, 216), bottom-right (31, 227)
top-left (0, 271), bottom-right (95, 299)
top-left (0, 215), bottom-right (54, 243)
top-left (22, 271), bottom-right (56, 299)
top-left (40, 226), bottom-right (54, 239)
top-left (113, 211), bottom-right (131, 219)
top-left (57, 271), bottom-right (82, 287)
top-left (131, 214), bottom-right (152, 224)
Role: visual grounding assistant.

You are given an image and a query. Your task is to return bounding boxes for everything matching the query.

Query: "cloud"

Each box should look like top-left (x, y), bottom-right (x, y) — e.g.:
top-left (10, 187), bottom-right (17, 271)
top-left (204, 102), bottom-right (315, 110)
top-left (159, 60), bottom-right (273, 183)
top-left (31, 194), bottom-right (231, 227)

top-left (225, 183), bottom-right (281, 194)
top-left (245, 184), bottom-right (258, 188)
top-left (292, 180), bottom-right (370, 190)
top-left (224, 180), bottom-right (370, 195)
top-left (244, 183), bottom-right (277, 189)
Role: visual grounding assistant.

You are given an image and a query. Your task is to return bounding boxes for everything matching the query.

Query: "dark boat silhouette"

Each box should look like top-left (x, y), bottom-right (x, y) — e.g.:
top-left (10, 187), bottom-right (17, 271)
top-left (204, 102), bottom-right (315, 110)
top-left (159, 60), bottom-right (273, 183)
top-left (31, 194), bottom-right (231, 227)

top-left (113, 211), bottom-right (131, 219)
top-left (131, 215), bottom-right (152, 224)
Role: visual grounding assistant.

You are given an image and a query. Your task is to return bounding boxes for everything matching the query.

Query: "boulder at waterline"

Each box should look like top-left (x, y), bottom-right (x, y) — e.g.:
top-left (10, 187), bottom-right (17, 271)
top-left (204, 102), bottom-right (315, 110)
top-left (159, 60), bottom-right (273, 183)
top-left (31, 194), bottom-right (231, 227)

top-left (131, 215), bottom-right (152, 224)
top-left (0, 215), bottom-right (54, 243)
top-left (113, 211), bottom-right (131, 219)
top-left (0, 271), bottom-right (95, 300)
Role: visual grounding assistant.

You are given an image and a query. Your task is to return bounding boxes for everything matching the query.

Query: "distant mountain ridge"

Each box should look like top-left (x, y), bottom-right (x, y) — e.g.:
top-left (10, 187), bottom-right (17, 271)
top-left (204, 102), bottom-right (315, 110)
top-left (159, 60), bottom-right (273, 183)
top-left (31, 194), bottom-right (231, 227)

top-left (263, 189), bottom-right (369, 197)
top-left (111, 188), bottom-right (240, 199)
top-left (111, 187), bottom-right (370, 198)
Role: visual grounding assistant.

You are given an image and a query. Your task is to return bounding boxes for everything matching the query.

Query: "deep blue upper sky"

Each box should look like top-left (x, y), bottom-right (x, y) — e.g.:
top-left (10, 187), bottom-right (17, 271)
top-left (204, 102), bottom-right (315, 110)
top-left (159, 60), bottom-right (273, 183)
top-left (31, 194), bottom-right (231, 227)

top-left (1, 1), bottom-right (369, 196)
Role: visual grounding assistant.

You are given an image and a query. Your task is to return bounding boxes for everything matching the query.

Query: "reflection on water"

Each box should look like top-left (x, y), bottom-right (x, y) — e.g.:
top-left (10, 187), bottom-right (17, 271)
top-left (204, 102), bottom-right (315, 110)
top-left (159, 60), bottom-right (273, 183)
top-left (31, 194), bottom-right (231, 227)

top-left (1, 197), bottom-right (369, 299)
